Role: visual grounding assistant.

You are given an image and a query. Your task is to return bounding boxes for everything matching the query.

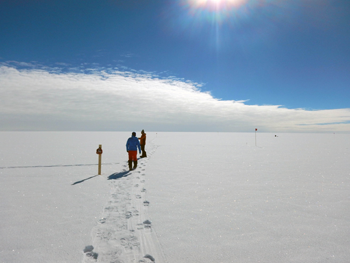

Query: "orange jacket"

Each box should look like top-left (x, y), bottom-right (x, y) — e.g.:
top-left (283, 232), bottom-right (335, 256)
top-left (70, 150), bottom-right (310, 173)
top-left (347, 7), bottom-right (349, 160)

top-left (138, 133), bottom-right (146, 145)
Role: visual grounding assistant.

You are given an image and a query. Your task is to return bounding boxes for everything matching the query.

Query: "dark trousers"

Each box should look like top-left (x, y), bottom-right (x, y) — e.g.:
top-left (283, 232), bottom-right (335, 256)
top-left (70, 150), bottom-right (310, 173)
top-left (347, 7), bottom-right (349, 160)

top-left (141, 145), bottom-right (147, 157)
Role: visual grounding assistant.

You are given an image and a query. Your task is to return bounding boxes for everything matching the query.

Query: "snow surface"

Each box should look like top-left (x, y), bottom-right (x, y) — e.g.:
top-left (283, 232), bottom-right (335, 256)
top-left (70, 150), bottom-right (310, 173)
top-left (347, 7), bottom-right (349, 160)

top-left (0, 132), bottom-right (349, 263)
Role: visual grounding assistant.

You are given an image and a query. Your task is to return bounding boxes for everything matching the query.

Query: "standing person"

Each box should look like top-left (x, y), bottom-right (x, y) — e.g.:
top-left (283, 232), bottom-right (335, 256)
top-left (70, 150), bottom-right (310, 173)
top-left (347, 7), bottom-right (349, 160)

top-left (138, 129), bottom-right (147, 158)
top-left (126, 132), bottom-right (141, 170)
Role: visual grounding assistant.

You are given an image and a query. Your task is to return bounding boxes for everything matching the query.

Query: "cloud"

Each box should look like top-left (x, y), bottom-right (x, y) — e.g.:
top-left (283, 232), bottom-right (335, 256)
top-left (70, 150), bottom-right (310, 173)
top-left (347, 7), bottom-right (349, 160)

top-left (0, 65), bottom-right (349, 132)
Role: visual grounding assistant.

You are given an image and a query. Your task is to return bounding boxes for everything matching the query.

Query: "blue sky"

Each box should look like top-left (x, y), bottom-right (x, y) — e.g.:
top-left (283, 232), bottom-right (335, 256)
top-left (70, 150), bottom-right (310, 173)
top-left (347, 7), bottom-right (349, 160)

top-left (0, 0), bottom-right (350, 132)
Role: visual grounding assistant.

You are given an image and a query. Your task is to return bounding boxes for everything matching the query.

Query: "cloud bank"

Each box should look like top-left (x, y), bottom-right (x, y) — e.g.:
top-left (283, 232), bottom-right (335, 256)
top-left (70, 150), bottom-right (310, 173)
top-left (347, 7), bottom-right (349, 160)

top-left (0, 65), bottom-right (349, 132)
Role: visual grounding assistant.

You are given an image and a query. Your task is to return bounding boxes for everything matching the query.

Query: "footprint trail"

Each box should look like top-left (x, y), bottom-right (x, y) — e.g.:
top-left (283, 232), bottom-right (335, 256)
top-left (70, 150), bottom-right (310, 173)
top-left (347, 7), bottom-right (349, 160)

top-left (82, 144), bottom-right (166, 263)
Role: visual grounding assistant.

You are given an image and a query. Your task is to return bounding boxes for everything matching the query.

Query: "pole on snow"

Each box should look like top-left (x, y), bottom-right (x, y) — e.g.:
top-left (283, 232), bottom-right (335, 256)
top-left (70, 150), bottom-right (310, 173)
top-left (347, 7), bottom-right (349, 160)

top-left (255, 128), bottom-right (258, 147)
top-left (96, 145), bottom-right (103, 175)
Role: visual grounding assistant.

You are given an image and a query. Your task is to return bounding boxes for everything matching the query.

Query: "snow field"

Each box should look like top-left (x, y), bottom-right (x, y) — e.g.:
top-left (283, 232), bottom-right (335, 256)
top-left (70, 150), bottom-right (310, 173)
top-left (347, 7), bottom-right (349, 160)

top-left (145, 132), bottom-right (350, 263)
top-left (1, 132), bottom-right (350, 263)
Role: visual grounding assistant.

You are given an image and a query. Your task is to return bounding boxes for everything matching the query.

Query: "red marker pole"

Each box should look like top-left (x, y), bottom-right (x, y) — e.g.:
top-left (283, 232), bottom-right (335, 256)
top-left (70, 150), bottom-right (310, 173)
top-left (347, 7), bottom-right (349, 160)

top-left (255, 128), bottom-right (258, 147)
top-left (96, 145), bottom-right (103, 175)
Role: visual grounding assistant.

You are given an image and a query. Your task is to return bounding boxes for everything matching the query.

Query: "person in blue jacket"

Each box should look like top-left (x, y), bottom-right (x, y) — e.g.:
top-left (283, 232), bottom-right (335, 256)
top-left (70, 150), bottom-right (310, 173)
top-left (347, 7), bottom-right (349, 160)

top-left (126, 132), bottom-right (141, 170)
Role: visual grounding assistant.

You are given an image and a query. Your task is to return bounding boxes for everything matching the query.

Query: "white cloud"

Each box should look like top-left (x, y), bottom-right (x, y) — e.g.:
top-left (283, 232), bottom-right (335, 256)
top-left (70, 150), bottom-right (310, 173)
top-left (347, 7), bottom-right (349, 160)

top-left (0, 65), bottom-right (349, 132)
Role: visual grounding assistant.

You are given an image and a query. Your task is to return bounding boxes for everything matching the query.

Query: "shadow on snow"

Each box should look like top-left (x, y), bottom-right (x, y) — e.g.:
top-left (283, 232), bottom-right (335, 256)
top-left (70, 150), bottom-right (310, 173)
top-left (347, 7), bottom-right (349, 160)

top-left (0, 163), bottom-right (119, 169)
top-left (72, 169), bottom-right (130, 185)
top-left (72, 175), bottom-right (99, 185)
top-left (108, 170), bottom-right (130, 180)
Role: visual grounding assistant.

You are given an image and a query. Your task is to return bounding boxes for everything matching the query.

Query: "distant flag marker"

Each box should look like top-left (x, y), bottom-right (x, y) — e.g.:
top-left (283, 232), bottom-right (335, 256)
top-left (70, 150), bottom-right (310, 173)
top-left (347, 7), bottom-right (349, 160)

top-left (255, 128), bottom-right (257, 146)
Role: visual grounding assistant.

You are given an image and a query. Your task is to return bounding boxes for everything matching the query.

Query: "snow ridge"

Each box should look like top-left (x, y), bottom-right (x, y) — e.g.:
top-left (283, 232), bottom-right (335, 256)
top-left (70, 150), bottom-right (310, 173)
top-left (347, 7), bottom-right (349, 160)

top-left (83, 144), bottom-right (166, 263)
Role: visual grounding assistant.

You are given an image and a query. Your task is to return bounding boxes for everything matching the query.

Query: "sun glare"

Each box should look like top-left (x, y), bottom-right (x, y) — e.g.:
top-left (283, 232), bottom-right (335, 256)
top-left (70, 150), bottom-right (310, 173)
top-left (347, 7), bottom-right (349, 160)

top-left (181, 0), bottom-right (250, 27)
top-left (190, 0), bottom-right (248, 9)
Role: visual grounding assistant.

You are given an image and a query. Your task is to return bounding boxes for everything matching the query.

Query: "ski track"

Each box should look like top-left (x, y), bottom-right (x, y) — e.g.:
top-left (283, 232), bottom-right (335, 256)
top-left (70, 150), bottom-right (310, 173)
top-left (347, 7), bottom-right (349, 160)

top-left (83, 144), bottom-right (166, 263)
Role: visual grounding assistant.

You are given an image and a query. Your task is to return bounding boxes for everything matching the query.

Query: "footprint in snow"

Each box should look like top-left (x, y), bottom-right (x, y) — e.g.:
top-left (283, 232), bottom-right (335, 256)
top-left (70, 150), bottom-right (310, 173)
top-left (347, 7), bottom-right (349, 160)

top-left (98, 218), bottom-right (106, 224)
top-left (143, 201), bottom-right (150, 206)
top-left (126, 211), bottom-right (132, 219)
top-left (83, 245), bottom-right (98, 261)
top-left (83, 245), bottom-right (94, 253)
top-left (143, 254), bottom-right (155, 262)
top-left (120, 235), bottom-right (140, 250)
top-left (132, 209), bottom-right (139, 216)
top-left (143, 220), bottom-right (152, 228)
top-left (104, 206), bottom-right (118, 212)
top-left (136, 195), bottom-right (141, 199)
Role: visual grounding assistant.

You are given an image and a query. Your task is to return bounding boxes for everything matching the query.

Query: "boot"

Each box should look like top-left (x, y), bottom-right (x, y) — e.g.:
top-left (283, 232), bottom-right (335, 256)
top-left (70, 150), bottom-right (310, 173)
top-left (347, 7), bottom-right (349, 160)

top-left (133, 160), bottom-right (138, 170)
top-left (128, 160), bottom-right (132, 171)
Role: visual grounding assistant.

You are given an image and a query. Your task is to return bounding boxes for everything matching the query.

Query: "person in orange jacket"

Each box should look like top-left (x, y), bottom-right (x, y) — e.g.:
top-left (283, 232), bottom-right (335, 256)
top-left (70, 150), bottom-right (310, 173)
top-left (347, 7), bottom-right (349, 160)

top-left (138, 130), bottom-right (147, 158)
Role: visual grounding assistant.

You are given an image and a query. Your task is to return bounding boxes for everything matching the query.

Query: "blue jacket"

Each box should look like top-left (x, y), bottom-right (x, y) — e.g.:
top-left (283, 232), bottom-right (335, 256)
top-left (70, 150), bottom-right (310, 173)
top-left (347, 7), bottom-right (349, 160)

top-left (126, 136), bottom-right (141, 153)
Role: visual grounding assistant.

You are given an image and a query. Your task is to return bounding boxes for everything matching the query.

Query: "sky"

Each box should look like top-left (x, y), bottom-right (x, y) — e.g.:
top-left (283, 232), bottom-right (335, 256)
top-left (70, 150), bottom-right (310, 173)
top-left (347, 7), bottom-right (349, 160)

top-left (0, 0), bottom-right (349, 132)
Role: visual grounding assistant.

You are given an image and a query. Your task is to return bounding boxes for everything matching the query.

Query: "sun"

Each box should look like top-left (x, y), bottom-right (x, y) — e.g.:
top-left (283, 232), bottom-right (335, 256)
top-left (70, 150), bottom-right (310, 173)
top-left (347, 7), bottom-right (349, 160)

top-left (181, 0), bottom-right (250, 26)
top-left (190, 0), bottom-right (248, 9)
